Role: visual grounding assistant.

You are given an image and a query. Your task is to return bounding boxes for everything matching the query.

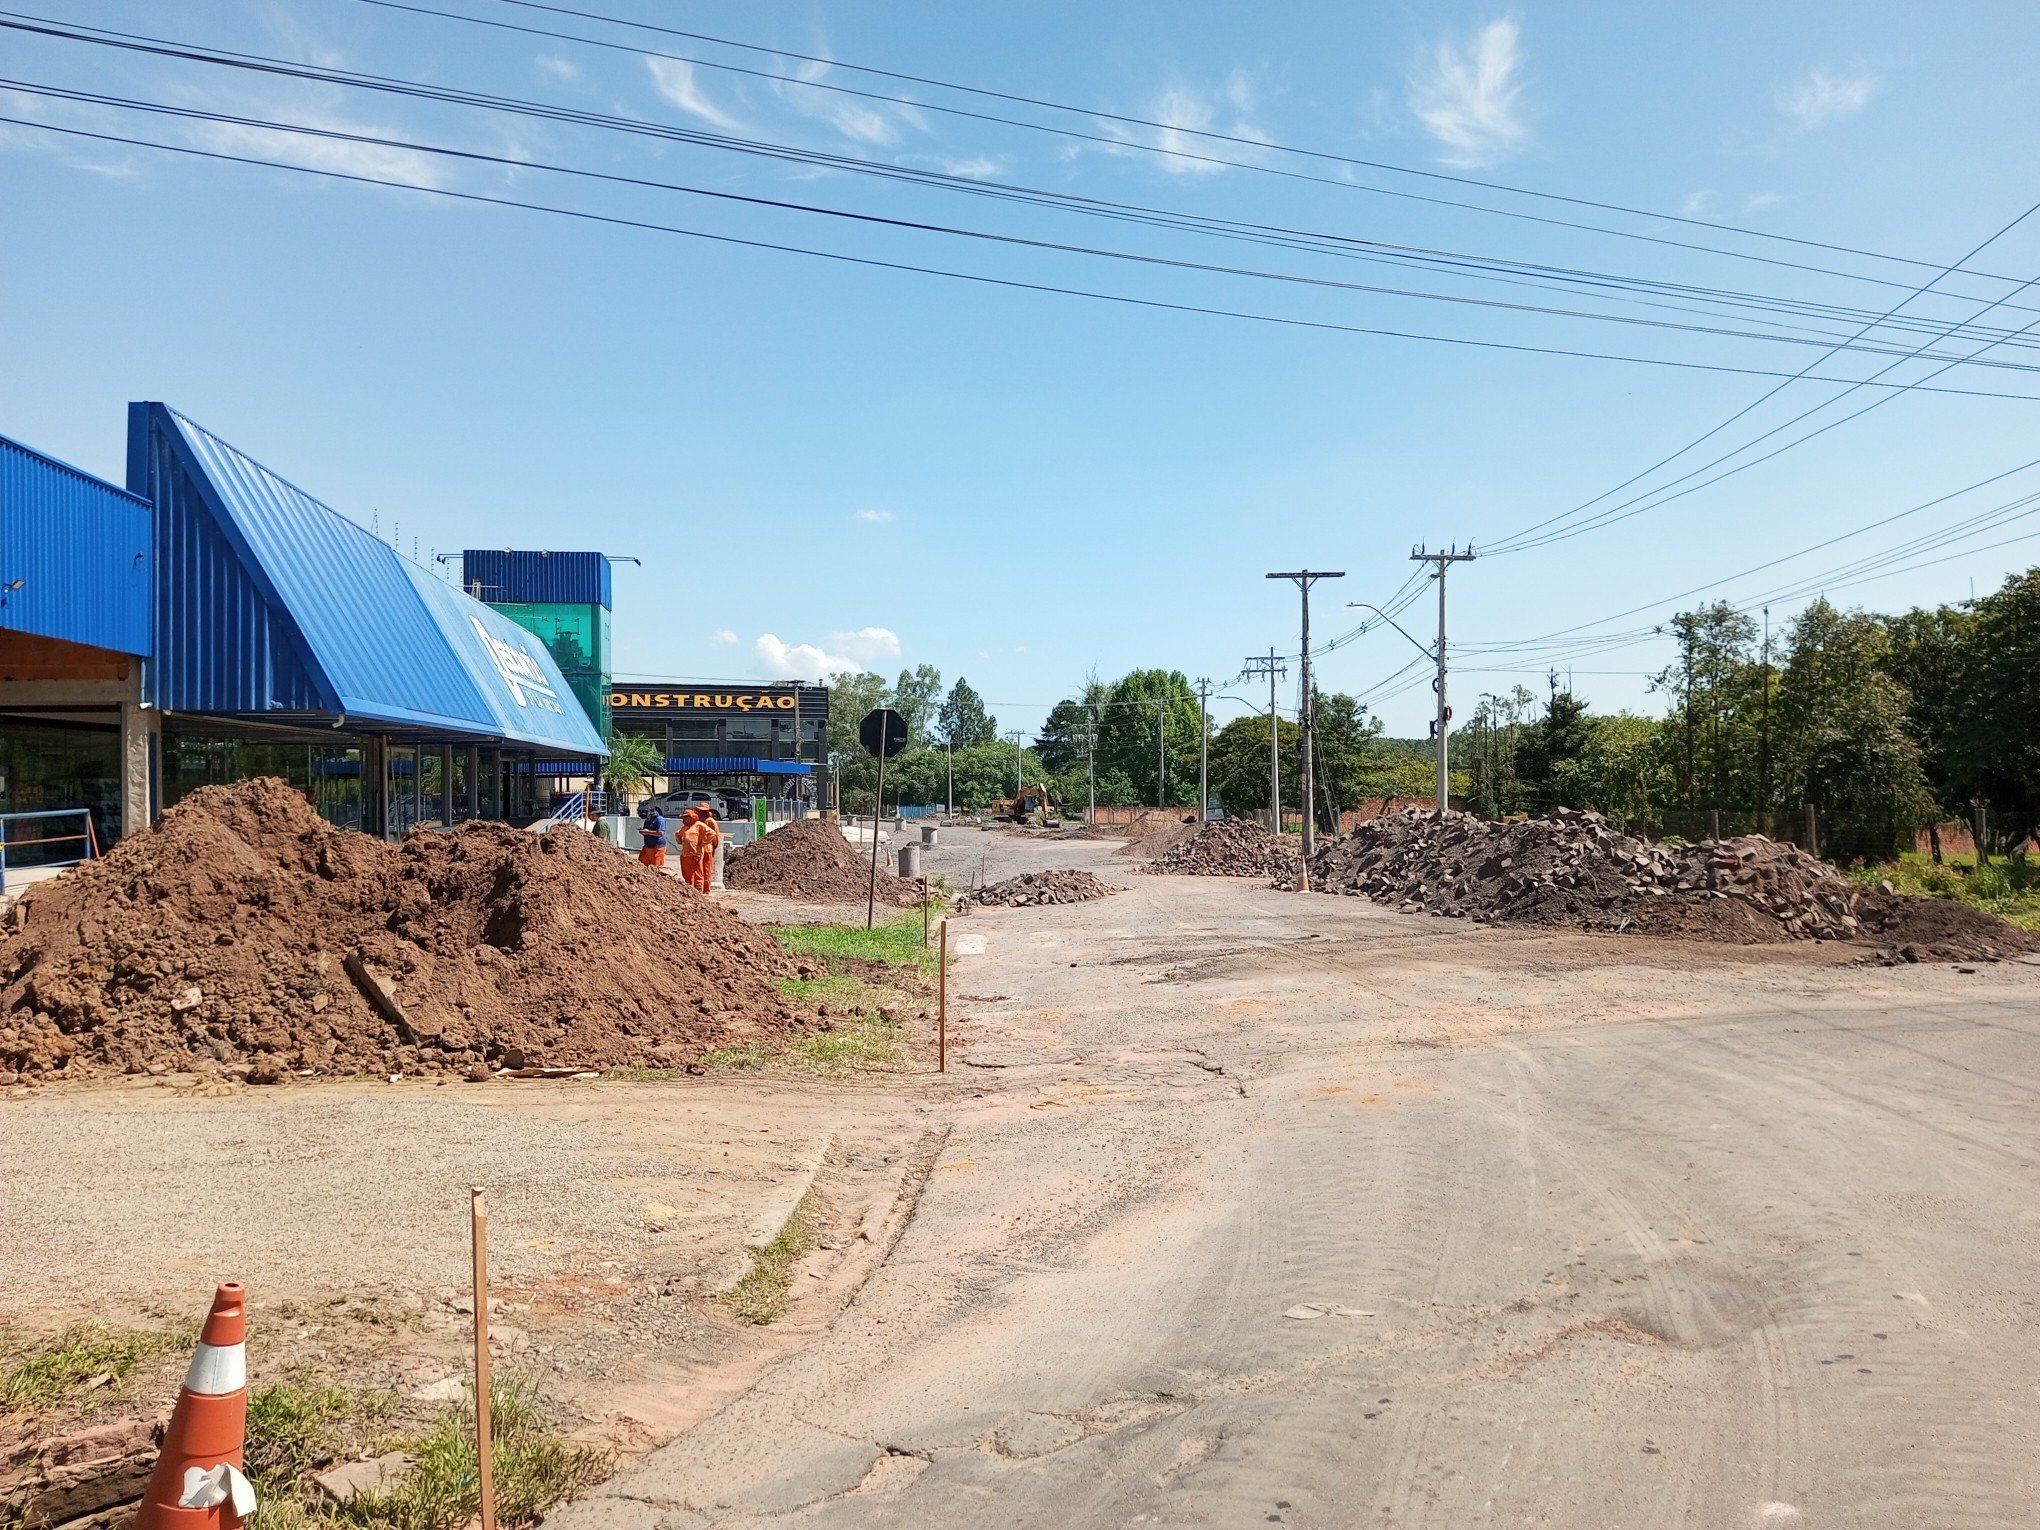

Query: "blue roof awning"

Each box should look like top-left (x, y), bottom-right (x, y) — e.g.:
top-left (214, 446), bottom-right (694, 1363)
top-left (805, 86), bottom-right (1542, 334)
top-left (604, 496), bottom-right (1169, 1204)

top-left (664, 756), bottom-right (812, 776)
top-left (132, 404), bottom-right (605, 758)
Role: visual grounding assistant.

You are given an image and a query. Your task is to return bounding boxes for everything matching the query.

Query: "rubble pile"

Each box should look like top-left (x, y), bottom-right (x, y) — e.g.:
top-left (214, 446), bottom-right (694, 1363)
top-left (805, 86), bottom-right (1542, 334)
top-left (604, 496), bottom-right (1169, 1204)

top-left (1142, 818), bottom-right (1303, 879)
top-left (1299, 807), bottom-right (2038, 959)
top-left (956, 870), bottom-right (1119, 910)
top-left (0, 779), bottom-right (806, 1084)
top-left (724, 818), bottom-right (924, 907)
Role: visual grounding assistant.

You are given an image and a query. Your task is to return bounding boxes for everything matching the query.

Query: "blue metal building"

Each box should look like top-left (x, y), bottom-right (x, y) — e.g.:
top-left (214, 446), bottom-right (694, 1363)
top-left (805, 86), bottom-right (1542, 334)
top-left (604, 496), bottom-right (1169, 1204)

top-left (0, 433), bottom-right (154, 852)
top-left (123, 403), bottom-right (606, 834)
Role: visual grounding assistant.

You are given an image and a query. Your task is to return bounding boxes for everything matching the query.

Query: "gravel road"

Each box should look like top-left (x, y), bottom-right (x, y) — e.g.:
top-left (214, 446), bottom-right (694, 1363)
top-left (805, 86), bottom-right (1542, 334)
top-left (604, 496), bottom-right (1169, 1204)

top-left (554, 833), bottom-right (2040, 1529)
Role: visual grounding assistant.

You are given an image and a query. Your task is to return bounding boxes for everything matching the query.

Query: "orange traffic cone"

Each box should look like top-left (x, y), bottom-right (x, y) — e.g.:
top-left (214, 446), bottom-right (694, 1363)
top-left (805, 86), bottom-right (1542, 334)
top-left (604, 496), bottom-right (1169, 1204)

top-left (136, 1283), bottom-right (256, 1530)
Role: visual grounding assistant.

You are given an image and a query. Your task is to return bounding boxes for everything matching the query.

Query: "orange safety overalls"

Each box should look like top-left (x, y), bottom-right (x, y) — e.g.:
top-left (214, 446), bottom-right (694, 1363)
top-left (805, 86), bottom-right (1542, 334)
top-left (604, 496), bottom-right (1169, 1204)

top-left (679, 817), bottom-right (715, 891)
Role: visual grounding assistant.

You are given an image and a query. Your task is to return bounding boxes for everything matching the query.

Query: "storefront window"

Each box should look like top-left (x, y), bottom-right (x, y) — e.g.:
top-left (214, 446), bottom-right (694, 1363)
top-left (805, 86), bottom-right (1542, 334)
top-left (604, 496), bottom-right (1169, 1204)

top-left (0, 718), bottom-right (123, 859)
top-left (162, 730), bottom-right (361, 832)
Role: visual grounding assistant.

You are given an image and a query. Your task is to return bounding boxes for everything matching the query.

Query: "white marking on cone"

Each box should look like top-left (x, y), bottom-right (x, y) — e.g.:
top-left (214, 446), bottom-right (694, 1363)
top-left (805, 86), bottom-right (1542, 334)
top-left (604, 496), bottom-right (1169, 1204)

top-left (184, 1341), bottom-right (245, 1396)
top-left (177, 1463), bottom-right (257, 1516)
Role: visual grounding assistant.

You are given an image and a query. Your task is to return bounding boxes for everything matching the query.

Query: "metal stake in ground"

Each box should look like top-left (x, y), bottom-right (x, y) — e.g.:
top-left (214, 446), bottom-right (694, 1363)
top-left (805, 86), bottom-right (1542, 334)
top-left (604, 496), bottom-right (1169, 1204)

top-left (470, 1187), bottom-right (496, 1530)
top-left (1266, 572), bottom-right (1342, 860)
top-left (938, 919), bottom-right (948, 1073)
top-left (921, 875), bottom-right (929, 948)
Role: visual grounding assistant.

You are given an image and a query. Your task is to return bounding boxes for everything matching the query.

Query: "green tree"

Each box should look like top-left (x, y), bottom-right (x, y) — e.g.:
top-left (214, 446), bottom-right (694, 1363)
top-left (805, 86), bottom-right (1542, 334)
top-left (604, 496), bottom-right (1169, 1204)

top-left (1515, 692), bottom-right (1596, 810)
top-left (1774, 599), bottom-right (1935, 855)
top-left (1653, 602), bottom-right (1765, 809)
top-left (1951, 569), bottom-right (2040, 846)
top-left (1310, 691), bottom-right (1385, 828)
top-left (1209, 712), bottom-right (1298, 819)
top-left (1035, 695), bottom-right (1099, 774)
top-left (600, 730), bottom-right (663, 804)
top-left (1094, 669), bottom-right (1204, 807)
top-left (1462, 687), bottom-right (1536, 816)
top-left (936, 677), bottom-right (998, 748)
top-left (889, 664), bottom-right (944, 745)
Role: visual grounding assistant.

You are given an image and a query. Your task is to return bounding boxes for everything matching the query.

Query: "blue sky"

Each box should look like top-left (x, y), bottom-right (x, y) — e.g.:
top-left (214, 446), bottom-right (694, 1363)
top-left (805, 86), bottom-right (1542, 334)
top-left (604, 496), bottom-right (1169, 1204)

top-left (6, 1), bottom-right (2040, 739)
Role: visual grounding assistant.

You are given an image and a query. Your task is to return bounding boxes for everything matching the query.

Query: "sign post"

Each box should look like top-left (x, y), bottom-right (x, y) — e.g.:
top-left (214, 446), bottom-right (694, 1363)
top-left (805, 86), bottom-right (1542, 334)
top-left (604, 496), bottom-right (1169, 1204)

top-left (859, 708), bottom-right (910, 929)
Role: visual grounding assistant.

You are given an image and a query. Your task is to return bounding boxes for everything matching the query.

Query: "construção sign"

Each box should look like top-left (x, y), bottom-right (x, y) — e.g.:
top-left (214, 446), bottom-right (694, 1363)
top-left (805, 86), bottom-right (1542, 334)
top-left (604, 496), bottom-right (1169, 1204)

top-left (608, 686), bottom-right (809, 716)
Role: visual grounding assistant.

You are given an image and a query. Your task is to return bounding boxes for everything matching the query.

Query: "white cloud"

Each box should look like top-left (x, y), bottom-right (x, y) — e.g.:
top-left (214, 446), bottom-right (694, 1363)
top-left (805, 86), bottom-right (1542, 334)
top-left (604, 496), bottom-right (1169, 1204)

top-left (709, 628), bottom-right (740, 646)
top-left (188, 116), bottom-right (449, 187)
top-left (1408, 17), bottom-right (1530, 168)
top-left (853, 508), bottom-right (894, 524)
top-left (774, 57), bottom-right (927, 146)
top-left (1778, 68), bottom-right (1876, 129)
top-left (536, 55), bottom-right (581, 83)
top-left (1096, 73), bottom-right (1269, 176)
top-left (647, 57), bottom-right (748, 133)
top-left (826, 627), bottom-right (902, 663)
top-left (1743, 191), bottom-right (1784, 213)
top-left (1680, 189), bottom-right (1716, 218)
top-left (752, 627), bottom-right (899, 679)
top-left (937, 155), bottom-right (1006, 180)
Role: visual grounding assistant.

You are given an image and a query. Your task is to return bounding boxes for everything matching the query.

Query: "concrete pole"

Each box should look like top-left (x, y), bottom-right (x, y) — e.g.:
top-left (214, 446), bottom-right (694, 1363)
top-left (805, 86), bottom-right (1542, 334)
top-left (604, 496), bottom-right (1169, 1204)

top-left (1086, 705), bottom-right (1096, 827)
top-left (1412, 547), bottom-right (1474, 819)
top-left (1156, 704), bottom-right (1165, 810)
top-left (1267, 572), bottom-right (1342, 860)
top-left (1197, 677), bottom-right (1209, 821)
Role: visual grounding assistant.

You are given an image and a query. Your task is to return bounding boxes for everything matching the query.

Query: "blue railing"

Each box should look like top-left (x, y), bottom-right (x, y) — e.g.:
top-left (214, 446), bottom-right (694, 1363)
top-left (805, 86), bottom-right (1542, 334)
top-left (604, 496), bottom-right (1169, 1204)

top-left (0, 808), bottom-right (101, 893)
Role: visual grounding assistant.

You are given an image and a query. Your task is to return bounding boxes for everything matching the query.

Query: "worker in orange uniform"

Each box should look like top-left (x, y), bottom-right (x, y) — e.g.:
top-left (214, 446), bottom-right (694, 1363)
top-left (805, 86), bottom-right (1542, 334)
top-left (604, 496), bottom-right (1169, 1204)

top-left (678, 808), bottom-right (716, 892)
top-left (637, 800), bottom-right (668, 869)
top-left (695, 803), bottom-right (724, 892)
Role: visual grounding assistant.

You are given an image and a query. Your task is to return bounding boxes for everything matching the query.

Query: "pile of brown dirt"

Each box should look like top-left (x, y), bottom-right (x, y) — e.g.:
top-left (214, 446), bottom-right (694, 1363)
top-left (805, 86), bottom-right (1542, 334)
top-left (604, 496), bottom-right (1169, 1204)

top-left (1142, 818), bottom-right (1303, 879)
top-left (1114, 814), bottom-right (1199, 859)
top-left (956, 870), bottom-right (1119, 910)
top-left (1299, 807), bottom-right (2038, 960)
top-left (0, 779), bottom-right (805, 1084)
top-left (724, 818), bottom-right (924, 907)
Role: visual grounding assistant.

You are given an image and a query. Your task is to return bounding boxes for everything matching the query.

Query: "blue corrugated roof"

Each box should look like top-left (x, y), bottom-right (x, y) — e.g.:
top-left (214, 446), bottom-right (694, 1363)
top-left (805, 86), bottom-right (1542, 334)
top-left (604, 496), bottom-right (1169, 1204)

top-left (132, 404), bottom-right (605, 757)
top-left (0, 432), bottom-right (151, 655)
top-left (460, 549), bottom-right (612, 610)
top-left (665, 756), bottom-right (812, 775)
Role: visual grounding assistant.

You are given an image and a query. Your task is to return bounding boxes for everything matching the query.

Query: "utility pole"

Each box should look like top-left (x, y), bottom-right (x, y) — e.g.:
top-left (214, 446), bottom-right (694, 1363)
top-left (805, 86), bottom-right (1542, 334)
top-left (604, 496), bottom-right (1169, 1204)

top-left (1410, 546), bottom-right (1474, 819)
top-left (945, 737), bottom-right (953, 818)
top-left (1085, 705), bottom-right (1096, 827)
top-left (1242, 650), bottom-right (1287, 832)
top-left (1267, 570), bottom-right (1343, 857)
top-left (1156, 702), bottom-right (1166, 810)
top-left (1196, 677), bottom-right (1210, 821)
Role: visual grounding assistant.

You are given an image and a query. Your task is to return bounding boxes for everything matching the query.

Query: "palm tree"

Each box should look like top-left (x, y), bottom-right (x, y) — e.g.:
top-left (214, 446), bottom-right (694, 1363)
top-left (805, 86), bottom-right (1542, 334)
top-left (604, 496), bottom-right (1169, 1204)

top-left (602, 731), bottom-right (663, 810)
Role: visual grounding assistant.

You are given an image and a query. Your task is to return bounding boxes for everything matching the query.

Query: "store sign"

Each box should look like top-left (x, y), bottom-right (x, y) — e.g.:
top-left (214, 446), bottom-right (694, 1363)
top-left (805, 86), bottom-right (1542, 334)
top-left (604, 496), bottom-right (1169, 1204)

top-left (470, 615), bottom-right (564, 713)
top-left (609, 687), bottom-right (804, 716)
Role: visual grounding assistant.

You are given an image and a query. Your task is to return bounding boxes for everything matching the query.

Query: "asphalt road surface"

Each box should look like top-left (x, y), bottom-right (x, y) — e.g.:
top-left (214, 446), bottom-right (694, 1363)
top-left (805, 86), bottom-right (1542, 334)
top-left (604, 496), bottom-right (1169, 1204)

top-left (553, 832), bottom-right (2040, 1530)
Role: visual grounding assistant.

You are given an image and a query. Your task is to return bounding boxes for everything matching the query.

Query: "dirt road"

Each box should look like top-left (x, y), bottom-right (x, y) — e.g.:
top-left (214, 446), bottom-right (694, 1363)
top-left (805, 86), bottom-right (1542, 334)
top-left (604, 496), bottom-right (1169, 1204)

top-left (554, 831), bottom-right (2040, 1529)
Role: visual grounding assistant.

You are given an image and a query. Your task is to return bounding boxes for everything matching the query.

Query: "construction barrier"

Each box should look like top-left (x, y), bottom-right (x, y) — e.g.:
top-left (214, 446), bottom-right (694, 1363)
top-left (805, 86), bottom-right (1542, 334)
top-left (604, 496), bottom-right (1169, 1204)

top-left (135, 1283), bottom-right (255, 1530)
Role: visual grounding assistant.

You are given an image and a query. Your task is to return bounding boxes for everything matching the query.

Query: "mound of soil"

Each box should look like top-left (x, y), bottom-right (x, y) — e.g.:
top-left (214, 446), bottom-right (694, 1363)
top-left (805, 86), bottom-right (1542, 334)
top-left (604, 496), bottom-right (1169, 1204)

top-left (1142, 818), bottom-right (1302, 879)
top-left (1299, 807), bottom-right (2038, 960)
top-left (957, 870), bottom-right (1119, 910)
top-left (724, 818), bottom-right (923, 907)
top-left (0, 778), bottom-right (804, 1084)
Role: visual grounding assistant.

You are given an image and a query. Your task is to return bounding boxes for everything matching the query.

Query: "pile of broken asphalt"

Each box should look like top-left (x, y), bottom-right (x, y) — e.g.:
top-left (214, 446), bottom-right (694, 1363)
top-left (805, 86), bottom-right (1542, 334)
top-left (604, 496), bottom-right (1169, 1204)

top-left (955, 869), bottom-right (1119, 910)
top-left (1141, 817), bottom-right (1303, 880)
top-left (0, 778), bottom-right (816, 1085)
top-left (1295, 806), bottom-right (2037, 962)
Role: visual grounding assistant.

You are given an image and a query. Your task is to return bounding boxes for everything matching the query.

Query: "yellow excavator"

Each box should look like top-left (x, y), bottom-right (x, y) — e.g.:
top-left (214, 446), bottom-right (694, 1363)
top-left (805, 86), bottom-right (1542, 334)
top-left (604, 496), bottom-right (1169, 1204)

top-left (991, 782), bottom-right (1062, 827)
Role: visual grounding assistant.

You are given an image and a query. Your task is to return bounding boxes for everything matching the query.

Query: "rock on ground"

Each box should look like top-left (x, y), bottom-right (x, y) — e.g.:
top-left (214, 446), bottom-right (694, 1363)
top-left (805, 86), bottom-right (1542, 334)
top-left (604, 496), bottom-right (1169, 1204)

top-left (1141, 818), bottom-right (1302, 880)
top-left (1297, 806), bottom-right (2037, 961)
top-left (956, 871), bottom-right (1119, 910)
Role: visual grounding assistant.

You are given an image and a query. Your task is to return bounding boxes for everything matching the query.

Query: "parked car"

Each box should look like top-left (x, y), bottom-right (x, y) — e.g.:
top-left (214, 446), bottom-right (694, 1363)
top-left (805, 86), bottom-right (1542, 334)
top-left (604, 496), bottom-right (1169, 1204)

top-left (647, 789), bottom-right (722, 820)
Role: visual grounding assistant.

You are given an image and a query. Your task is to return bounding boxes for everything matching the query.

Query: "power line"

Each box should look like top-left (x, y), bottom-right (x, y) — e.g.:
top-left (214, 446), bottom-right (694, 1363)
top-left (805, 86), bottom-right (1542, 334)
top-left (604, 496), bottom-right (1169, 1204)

top-left (22, 113), bottom-right (2040, 401)
top-left (16, 14), bottom-right (2040, 363)
top-left (456, 0), bottom-right (2040, 299)
top-left (1481, 197), bottom-right (2040, 557)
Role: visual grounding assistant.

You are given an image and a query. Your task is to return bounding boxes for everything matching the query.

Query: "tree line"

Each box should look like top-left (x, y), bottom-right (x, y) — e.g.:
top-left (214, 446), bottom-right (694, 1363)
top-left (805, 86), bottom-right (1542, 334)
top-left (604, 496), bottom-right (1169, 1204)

top-left (1463, 569), bottom-right (2040, 857)
top-left (822, 567), bottom-right (2037, 852)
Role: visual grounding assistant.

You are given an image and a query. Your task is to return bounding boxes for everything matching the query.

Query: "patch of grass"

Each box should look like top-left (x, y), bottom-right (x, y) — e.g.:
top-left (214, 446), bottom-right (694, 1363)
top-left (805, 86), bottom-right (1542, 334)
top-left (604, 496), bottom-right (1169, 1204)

top-left (0, 1323), bottom-right (187, 1412)
top-left (1851, 851), bottom-right (2040, 930)
top-left (600, 1065), bottom-right (680, 1082)
top-left (250, 1380), bottom-right (604, 1530)
top-left (245, 1376), bottom-right (397, 1498)
top-left (767, 907), bottom-right (939, 974)
top-left (776, 972), bottom-right (871, 1004)
top-left (719, 1191), bottom-right (822, 1326)
top-left (790, 1017), bottom-right (905, 1071)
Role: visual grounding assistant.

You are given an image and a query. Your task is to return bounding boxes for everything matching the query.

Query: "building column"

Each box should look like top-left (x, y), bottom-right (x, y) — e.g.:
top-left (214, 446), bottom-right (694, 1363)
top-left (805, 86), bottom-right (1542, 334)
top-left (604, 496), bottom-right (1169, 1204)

top-left (362, 734), bottom-right (389, 838)
top-left (120, 698), bottom-right (159, 837)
